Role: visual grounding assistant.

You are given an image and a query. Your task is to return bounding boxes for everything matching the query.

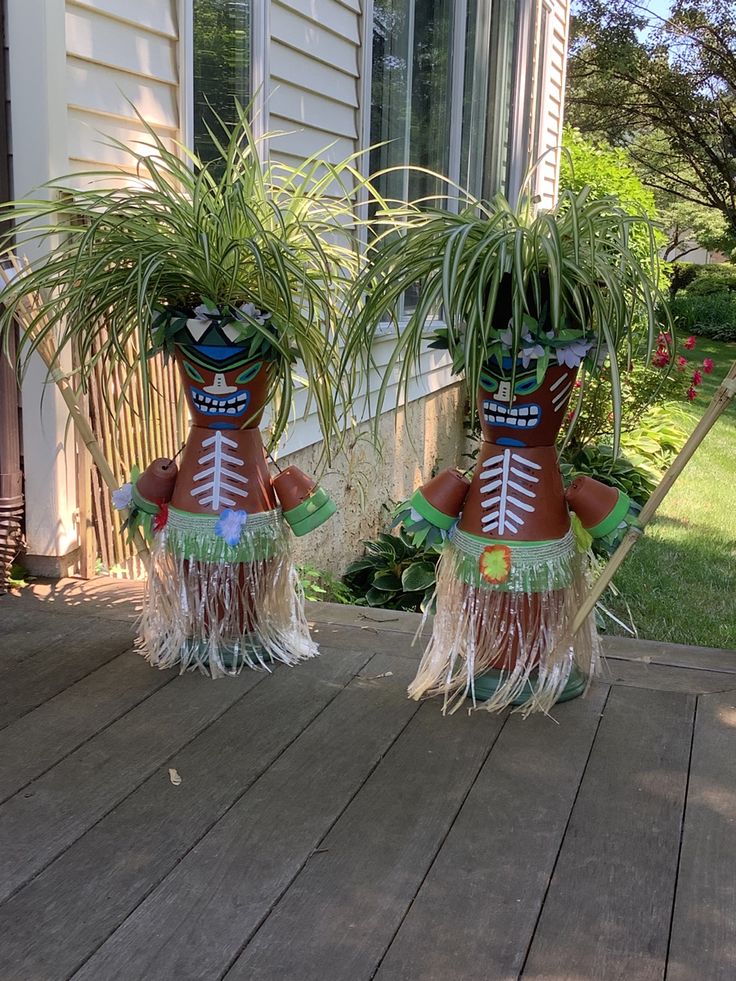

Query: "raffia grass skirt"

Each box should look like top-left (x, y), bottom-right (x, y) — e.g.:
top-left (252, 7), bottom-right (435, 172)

top-left (138, 507), bottom-right (317, 677)
top-left (409, 529), bottom-right (600, 716)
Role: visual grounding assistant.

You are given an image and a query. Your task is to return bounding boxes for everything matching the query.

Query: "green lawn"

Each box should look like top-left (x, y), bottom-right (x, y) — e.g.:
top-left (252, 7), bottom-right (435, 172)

top-left (607, 337), bottom-right (736, 649)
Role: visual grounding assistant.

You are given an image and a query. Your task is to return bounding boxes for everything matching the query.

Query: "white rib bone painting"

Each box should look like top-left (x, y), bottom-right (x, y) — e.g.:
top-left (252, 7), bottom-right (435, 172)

top-left (479, 449), bottom-right (540, 536)
top-left (190, 432), bottom-right (249, 510)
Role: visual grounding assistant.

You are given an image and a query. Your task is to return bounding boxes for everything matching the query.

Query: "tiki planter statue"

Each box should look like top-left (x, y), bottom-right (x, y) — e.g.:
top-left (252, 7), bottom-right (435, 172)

top-left (348, 190), bottom-right (667, 713)
top-left (407, 341), bottom-right (628, 712)
top-left (0, 106), bottom-right (363, 676)
top-left (129, 311), bottom-right (336, 673)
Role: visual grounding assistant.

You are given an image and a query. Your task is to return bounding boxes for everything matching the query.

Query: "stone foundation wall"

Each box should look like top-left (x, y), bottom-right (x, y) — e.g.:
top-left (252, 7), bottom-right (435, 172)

top-left (283, 384), bottom-right (468, 575)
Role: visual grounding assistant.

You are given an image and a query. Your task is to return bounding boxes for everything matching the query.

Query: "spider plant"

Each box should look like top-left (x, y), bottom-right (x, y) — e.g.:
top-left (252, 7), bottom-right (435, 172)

top-left (0, 102), bottom-right (372, 458)
top-left (347, 186), bottom-right (671, 453)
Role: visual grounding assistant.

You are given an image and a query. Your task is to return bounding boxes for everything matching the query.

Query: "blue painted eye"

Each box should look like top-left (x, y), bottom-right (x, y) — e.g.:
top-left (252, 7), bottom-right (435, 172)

top-left (182, 361), bottom-right (204, 383)
top-left (514, 376), bottom-right (539, 394)
top-left (235, 362), bottom-right (263, 384)
top-left (480, 373), bottom-right (499, 393)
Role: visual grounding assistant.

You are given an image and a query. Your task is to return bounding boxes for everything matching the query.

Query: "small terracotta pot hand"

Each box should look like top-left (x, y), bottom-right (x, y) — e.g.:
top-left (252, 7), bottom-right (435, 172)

top-left (565, 475), bottom-right (631, 539)
top-left (135, 458), bottom-right (179, 506)
top-left (272, 466), bottom-right (336, 537)
top-left (411, 468), bottom-right (471, 530)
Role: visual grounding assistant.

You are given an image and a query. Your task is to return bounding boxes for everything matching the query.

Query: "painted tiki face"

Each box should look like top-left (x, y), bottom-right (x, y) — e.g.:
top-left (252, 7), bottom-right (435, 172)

top-left (174, 344), bottom-right (271, 429)
top-left (477, 356), bottom-right (578, 446)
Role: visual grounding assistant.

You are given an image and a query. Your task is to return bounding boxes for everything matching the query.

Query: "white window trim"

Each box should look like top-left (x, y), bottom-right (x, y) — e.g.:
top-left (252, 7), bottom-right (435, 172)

top-left (447, 0), bottom-right (468, 205)
top-left (506, 0), bottom-right (538, 205)
top-left (358, 0), bottom-right (375, 181)
top-left (251, 0), bottom-right (270, 144)
top-left (532, 0), bottom-right (555, 202)
top-left (177, 0), bottom-right (268, 155)
top-left (177, 0), bottom-right (194, 151)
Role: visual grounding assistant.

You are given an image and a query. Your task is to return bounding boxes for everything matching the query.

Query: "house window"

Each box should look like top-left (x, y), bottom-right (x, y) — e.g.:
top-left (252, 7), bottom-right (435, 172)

top-left (368, 0), bottom-right (521, 317)
top-left (369, 0), bottom-right (520, 207)
top-left (481, 1), bottom-right (520, 200)
top-left (192, 0), bottom-right (251, 163)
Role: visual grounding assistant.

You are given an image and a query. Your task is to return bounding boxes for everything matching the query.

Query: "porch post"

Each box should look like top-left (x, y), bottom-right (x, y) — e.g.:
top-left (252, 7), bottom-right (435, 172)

top-left (7, 0), bottom-right (80, 576)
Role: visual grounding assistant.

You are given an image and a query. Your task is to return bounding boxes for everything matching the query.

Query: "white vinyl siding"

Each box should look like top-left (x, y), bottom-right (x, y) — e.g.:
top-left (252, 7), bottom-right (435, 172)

top-left (269, 0), bottom-right (360, 165)
top-left (65, 0), bottom-right (180, 173)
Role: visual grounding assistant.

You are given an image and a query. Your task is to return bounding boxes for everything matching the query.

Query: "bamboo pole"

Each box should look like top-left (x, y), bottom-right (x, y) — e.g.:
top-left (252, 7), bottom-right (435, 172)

top-left (0, 261), bottom-right (151, 570)
top-left (571, 359), bottom-right (736, 635)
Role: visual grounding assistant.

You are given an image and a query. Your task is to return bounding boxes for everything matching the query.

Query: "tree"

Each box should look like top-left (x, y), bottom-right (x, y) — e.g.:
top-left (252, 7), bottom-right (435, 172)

top-left (567, 1), bottom-right (736, 240)
top-left (559, 127), bottom-right (664, 271)
top-left (658, 197), bottom-right (735, 261)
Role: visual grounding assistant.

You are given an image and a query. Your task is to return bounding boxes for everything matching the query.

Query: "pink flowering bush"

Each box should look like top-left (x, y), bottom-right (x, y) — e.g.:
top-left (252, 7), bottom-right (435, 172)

top-left (650, 332), bottom-right (709, 403)
top-left (562, 331), bottom-right (700, 451)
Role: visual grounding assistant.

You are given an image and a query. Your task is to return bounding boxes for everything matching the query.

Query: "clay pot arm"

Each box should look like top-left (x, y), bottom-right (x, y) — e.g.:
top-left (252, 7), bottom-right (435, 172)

top-left (272, 466), bottom-right (336, 537)
top-left (133, 458), bottom-right (179, 513)
top-left (410, 468), bottom-right (471, 530)
top-left (565, 474), bottom-right (632, 539)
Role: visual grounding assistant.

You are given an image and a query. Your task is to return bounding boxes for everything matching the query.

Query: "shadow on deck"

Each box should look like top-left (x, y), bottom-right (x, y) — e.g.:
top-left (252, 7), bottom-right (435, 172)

top-left (1, 578), bottom-right (735, 981)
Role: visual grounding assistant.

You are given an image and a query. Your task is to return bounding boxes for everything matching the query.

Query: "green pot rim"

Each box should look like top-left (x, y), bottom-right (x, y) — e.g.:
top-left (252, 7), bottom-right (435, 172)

top-left (409, 489), bottom-right (457, 530)
top-left (282, 486), bottom-right (331, 526)
top-left (289, 498), bottom-right (337, 537)
top-left (587, 491), bottom-right (631, 539)
top-left (132, 482), bottom-right (161, 515)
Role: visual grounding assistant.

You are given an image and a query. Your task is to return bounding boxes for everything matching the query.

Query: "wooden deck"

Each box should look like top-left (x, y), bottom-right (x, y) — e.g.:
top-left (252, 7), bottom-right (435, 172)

top-left (1, 579), bottom-right (736, 980)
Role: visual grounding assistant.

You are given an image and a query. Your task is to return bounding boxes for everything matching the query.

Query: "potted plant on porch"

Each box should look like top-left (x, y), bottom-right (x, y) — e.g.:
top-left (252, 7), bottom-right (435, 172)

top-left (346, 187), bottom-right (669, 713)
top-left (0, 105), bottom-right (367, 676)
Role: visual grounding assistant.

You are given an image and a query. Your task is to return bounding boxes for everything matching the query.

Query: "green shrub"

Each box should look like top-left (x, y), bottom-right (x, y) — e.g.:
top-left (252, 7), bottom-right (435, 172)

top-left (560, 128), bottom-right (665, 275)
top-left (669, 262), bottom-right (699, 294)
top-left (561, 337), bottom-right (697, 451)
top-left (670, 291), bottom-right (736, 341)
top-left (619, 404), bottom-right (689, 474)
top-left (671, 263), bottom-right (736, 297)
top-left (344, 531), bottom-right (440, 613)
top-left (298, 565), bottom-right (356, 605)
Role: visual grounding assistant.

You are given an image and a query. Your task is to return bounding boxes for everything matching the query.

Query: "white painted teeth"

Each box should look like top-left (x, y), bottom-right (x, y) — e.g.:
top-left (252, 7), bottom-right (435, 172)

top-left (482, 401), bottom-right (540, 428)
top-left (192, 390), bottom-right (249, 415)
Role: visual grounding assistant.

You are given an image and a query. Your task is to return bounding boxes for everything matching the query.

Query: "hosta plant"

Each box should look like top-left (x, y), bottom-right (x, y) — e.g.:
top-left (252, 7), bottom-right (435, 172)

top-left (344, 527), bottom-right (441, 613)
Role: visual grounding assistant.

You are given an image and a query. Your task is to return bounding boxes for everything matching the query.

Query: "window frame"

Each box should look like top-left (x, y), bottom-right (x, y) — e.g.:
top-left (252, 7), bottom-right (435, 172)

top-left (505, 0), bottom-right (537, 204)
top-left (360, 0), bottom-right (527, 332)
top-left (178, 0), bottom-right (268, 156)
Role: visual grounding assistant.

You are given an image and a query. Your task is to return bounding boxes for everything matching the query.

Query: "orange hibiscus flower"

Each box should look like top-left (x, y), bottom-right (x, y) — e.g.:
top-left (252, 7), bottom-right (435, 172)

top-left (479, 544), bottom-right (512, 584)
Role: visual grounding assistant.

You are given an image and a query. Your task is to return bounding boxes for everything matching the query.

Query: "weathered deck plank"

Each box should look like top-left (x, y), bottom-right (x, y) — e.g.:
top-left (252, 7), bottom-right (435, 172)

top-left (0, 651), bottom-right (173, 804)
top-left (0, 616), bottom-right (136, 728)
top-left (602, 657), bottom-right (736, 694)
top-left (522, 686), bottom-right (694, 981)
top-left (602, 635), bottom-right (736, 675)
top-left (1, 587), bottom-right (734, 981)
top-left (71, 654), bottom-right (421, 981)
top-left (667, 691), bottom-right (736, 981)
top-left (374, 685), bottom-right (609, 981)
top-left (0, 606), bottom-right (90, 667)
top-left (0, 647), bottom-right (371, 981)
top-left (225, 703), bottom-right (506, 981)
top-left (0, 665), bottom-right (265, 904)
